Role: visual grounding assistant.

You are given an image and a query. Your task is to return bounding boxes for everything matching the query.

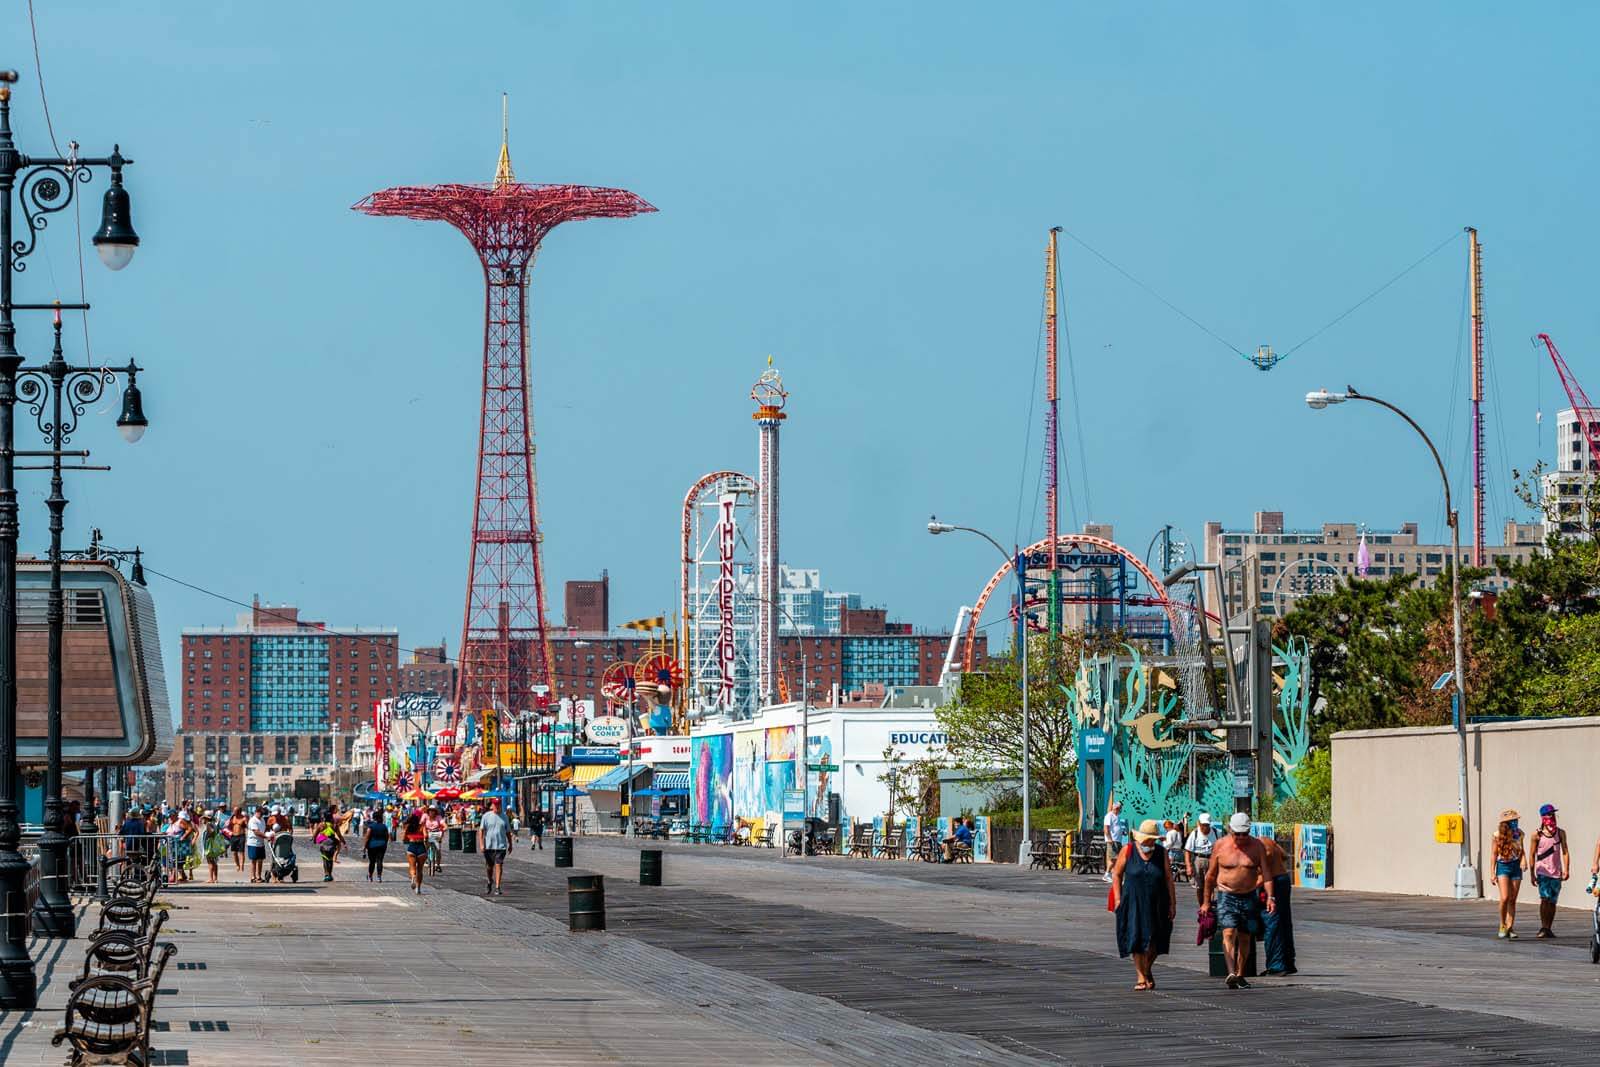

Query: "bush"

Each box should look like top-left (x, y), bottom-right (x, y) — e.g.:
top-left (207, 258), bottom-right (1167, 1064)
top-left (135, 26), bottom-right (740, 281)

top-left (984, 804), bottom-right (1079, 829)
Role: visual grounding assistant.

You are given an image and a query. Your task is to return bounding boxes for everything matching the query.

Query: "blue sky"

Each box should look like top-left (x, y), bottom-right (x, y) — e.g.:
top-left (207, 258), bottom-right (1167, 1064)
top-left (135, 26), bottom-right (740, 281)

top-left (7, 3), bottom-right (1598, 693)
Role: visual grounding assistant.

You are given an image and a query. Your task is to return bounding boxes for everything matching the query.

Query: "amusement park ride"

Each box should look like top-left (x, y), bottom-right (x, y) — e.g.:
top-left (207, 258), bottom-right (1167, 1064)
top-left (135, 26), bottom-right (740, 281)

top-left (355, 98), bottom-right (654, 752)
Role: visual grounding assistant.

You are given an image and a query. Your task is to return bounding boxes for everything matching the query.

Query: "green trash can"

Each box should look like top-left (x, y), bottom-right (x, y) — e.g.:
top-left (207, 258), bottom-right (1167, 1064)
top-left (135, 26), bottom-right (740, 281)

top-left (448, 826), bottom-right (462, 851)
top-left (554, 836), bottom-right (573, 868)
top-left (640, 849), bottom-right (662, 886)
top-left (462, 827), bottom-right (477, 854)
top-left (568, 874), bottom-right (605, 932)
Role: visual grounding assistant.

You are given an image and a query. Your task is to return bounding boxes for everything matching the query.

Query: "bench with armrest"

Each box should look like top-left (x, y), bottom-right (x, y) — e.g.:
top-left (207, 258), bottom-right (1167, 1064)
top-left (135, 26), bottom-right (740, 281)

top-left (1029, 829), bottom-right (1067, 870)
top-left (847, 825), bottom-right (874, 858)
top-left (876, 829), bottom-right (905, 860)
top-left (72, 912), bottom-right (171, 990)
top-left (1067, 831), bottom-right (1108, 875)
top-left (53, 939), bottom-right (176, 1067)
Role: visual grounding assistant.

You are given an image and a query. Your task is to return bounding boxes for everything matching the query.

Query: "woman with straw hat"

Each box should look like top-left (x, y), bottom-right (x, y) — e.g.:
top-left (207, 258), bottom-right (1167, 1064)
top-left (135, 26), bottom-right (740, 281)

top-left (1492, 809), bottom-right (1527, 939)
top-left (1112, 818), bottom-right (1176, 990)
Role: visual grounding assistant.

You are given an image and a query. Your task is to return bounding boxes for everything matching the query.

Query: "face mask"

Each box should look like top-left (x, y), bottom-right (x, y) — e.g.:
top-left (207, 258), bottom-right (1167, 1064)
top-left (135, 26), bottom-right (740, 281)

top-left (1136, 842), bottom-right (1154, 855)
top-left (1541, 815), bottom-right (1556, 829)
top-left (1507, 820), bottom-right (1519, 832)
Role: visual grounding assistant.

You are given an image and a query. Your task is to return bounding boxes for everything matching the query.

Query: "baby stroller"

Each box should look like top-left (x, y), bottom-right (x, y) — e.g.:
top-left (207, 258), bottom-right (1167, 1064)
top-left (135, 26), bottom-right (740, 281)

top-left (269, 832), bottom-right (300, 883)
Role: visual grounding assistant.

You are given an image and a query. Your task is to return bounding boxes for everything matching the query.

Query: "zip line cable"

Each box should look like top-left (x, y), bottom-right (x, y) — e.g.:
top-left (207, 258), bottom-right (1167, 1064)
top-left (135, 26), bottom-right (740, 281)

top-left (1279, 229), bottom-right (1462, 358)
top-left (1057, 226), bottom-right (1251, 361)
top-left (1060, 225), bottom-right (1464, 371)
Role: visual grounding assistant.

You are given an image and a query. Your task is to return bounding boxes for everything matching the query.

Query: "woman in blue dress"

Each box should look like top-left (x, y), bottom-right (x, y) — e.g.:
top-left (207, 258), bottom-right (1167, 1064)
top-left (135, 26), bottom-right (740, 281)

top-left (1113, 818), bottom-right (1177, 990)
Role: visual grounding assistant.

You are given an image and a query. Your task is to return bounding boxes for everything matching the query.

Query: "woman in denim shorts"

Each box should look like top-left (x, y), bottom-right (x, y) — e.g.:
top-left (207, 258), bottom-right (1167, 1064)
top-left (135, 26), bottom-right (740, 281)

top-left (1492, 809), bottom-right (1526, 939)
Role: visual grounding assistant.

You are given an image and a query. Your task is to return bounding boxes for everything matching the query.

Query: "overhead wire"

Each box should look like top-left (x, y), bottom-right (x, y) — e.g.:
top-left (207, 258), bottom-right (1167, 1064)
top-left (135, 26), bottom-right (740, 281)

top-left (1059, 287), bottom-right (1093, 523)
top-left (1437, 273), bottom-right (1470, 539)
top-left (1012, 299), bottom-right (1045, 549)
top-left (26, 0), bottom-right (94, 364)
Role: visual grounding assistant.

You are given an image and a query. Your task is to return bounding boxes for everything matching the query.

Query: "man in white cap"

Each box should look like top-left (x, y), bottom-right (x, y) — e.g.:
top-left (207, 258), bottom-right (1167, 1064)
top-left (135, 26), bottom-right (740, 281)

top-left (1184, 812), bottom-right (1220, 906)
top-left (1201, 811), bottom-right (1274, 988)
top-left (1101, 800), bottom-right (1128, 882)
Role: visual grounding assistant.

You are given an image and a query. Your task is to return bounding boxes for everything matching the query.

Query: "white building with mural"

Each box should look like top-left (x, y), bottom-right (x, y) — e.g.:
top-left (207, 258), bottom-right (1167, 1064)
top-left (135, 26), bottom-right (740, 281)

top-left (688, 687), bottom-right (947, 831)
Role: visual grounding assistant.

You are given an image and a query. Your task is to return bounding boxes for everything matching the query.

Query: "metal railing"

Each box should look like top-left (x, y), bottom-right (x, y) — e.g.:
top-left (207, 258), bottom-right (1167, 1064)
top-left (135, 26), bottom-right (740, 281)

top-left (66, 833), bottom-right (173, 897)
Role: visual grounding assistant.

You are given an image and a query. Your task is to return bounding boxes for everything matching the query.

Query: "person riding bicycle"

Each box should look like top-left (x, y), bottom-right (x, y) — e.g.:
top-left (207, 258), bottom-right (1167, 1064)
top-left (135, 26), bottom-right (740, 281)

top-left (424, 805), bottom-right (447, 874)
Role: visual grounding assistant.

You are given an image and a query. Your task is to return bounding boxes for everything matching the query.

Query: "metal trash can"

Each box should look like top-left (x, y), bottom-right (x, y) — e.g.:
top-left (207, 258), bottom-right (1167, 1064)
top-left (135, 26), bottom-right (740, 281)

top-left (640, 849), bottom-right (662, 886)
top-left (568, 874), bottom-right (605, 931)
top-left (462, 828), bottom-right (477, 854)
top-left (448, 826), bottom-right (462, 851)
top-left (554, 836), bottom-right (573, 868)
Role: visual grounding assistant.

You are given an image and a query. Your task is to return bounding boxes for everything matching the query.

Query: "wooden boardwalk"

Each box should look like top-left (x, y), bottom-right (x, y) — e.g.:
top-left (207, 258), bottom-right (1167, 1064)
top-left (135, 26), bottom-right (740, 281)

top-left (438, 836), bottom-right (1600, 1066)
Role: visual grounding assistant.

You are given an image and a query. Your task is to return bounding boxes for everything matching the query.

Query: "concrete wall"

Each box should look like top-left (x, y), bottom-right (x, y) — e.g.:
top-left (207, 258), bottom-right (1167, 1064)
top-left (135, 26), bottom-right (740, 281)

top-left (1333, 718), bottom-right (1600, 904)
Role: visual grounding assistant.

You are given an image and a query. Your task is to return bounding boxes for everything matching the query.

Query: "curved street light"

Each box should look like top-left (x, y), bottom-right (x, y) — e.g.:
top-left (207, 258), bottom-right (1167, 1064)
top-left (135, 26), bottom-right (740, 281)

top-left (928, 516), bottom-right (1031, 861)
top-left (1306, 385), bottom-right (1475, 899)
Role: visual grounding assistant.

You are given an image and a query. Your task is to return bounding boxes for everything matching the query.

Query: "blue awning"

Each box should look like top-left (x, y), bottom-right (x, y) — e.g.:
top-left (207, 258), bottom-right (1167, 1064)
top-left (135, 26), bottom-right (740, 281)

top-left (633, 788), bottom-right (689, 798)
top-left (586, 763), bottom-right (651, 792)
top-left (652, 771), bottom-right (690, 791)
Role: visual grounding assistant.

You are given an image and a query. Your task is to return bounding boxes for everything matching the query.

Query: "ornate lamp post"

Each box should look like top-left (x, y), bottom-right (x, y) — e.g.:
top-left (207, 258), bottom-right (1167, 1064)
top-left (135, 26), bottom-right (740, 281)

top-left (0, 69), bottom-right (142, 1002)
top-left (25, 311), bottom-right (146, 937)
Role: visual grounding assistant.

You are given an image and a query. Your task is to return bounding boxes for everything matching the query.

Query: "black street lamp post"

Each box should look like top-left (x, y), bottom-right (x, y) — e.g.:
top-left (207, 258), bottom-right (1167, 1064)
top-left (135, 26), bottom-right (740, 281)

top-left (0, 69), bottom-right (141, 1007)
top-left (24, 312), bottom-right (146, 937)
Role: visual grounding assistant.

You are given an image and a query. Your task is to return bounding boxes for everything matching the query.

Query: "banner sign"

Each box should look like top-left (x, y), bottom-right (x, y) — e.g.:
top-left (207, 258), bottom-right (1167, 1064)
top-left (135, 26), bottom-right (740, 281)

top-left (373, 698), bottom-right (393, 791)
top-left (1297, 824), bottom-right (1329, 889)
top-left (481, 709), bottom-right (500, 764)
top-left (717, 492), bottom-right (737, 709)
top-left (394, 691), bottom-right (444, 714)
top-left (622, 736), bottom-right (691, 764)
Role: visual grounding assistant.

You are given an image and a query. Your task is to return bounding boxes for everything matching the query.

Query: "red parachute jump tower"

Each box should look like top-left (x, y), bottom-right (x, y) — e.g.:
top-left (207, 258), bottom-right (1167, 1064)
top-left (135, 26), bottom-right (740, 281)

top-left (355, 104), bottom-right (655, 732)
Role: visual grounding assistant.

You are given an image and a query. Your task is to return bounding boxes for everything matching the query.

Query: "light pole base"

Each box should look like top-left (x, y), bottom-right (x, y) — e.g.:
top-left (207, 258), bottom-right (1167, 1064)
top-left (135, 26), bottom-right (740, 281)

top-left (0, 961), bottom-right (37, 1011)
top-left (1454, 862), bottom-right (1479, 900)
top-left (1017, 840), bottom-right (1032, 867)
top-left (31, 897), bottom-right (76, 938)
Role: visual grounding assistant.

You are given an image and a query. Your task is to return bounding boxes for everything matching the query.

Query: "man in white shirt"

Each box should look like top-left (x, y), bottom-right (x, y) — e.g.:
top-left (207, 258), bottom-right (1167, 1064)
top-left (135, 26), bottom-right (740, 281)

top-left (1184, 812), bottom-right (1221, 906)
top-left (246, 806), bottom-right (268, 884)
top-left (1101, 801), bottom-right (1128, 882)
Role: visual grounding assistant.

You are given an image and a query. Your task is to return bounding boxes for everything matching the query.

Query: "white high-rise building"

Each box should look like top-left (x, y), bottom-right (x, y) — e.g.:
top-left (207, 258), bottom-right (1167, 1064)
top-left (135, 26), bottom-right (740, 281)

top-left (1541, 407), bottom-right (1600, 540)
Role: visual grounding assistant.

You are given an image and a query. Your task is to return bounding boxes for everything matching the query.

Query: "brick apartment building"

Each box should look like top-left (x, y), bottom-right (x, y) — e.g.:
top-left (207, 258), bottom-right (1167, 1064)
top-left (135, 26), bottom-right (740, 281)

top-left (398, 643), bottom-right (458, 702)
top-left (180, 600), bottom-right (399, 733)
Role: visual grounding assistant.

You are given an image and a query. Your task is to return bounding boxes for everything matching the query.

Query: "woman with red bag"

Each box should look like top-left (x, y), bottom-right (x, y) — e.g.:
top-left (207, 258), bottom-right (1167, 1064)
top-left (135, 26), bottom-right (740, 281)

top-left (1112, 819), bottom-right (1177, 991)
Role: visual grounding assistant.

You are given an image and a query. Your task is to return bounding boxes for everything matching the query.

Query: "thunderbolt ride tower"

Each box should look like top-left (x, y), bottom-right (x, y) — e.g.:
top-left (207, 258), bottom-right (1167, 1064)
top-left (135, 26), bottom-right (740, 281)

top-left (355, 104), bottom-right (654, 727)
top-left (751, 360), bottom-right (787, 706)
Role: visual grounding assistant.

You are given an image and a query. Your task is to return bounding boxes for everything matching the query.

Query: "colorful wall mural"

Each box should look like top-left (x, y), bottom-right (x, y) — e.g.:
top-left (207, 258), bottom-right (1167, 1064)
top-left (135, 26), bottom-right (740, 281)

top-left (805, 733), bottom-right (833, 818)
top-left (690, 734), bottom-right (733, 827)
top-left (1063, 638), bottom-right (1315, 831)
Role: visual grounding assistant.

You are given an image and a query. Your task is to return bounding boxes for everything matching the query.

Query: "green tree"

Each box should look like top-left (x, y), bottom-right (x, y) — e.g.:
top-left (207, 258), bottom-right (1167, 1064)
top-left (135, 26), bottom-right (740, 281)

top-left (938, 628), bottom-right (1123, 810)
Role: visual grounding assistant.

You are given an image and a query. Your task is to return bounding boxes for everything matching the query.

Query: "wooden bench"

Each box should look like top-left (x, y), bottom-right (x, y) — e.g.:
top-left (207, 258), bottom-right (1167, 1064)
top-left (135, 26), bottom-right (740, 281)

top-left (847, 825), bottom-right (874, 858)
top-left (876, 829), bottom-right (905, 860)
top-left (53, 942), bottom-right (176, 1067)
top-left (950, 840), bottom-right (974, 863)
top-left (751, 824), bottom-right (775, 849)
top-left (71, 912), bottom-right (170, 990)
top-left (814, 829), bottom-right (838, 856)
top-left (93, 896), bottom-right (161, 941)
top-left (1029, 830), bottom-right (1067, 870)
top-left (1070, 832), bottom-right (1109, 875)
